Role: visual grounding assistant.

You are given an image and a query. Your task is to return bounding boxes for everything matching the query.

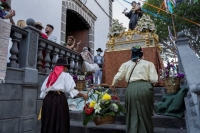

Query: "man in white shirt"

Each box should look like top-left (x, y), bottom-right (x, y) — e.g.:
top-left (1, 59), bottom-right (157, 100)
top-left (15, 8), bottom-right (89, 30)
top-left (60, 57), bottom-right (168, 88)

top-left (45, 24), bottom-right (57, 43)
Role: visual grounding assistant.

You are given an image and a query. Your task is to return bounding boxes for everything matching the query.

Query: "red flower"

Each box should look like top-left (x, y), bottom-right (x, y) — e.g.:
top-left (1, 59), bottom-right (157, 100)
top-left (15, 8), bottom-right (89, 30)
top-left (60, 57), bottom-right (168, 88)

top-left (84, 103), bottom-right (94, 115)
top-left (85, 107), bottom-right (94, 114)
top-left (111, 96), bottom-right (118, 100)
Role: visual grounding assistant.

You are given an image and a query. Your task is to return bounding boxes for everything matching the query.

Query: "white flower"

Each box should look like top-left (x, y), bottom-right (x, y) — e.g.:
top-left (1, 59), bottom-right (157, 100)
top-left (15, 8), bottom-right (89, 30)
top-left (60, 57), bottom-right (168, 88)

top-left (94, 103), bottom-right (101, 114)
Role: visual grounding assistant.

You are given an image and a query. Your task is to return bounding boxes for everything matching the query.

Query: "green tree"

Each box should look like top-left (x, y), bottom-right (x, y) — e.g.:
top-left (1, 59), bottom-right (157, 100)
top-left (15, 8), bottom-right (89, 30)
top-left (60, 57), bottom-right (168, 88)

top-left (142, 0), bottom-right (200, 58)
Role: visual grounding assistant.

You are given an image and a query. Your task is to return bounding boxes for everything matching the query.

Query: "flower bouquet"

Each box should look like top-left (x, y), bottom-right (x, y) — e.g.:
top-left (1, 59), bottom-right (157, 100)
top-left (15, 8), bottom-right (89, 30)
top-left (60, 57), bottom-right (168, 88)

top-left (83, 85), bottom-right (125, 126)
top-left (73, 73), bottom-right (93, 91)
top-left (160, 61), bottom-right (184, 93)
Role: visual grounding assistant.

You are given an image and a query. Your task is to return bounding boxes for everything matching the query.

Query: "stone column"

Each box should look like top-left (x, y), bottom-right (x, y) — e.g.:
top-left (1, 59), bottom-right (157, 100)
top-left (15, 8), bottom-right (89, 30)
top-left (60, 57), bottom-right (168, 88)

top-left (37, 41), bottom-right (45, 72)
top-left (51, 47), bottom-right (59, 69)
top-left (44, 45), bottom-right (53, 74)
top-left (58, 49), bottom-right (65, 58)
top-left (69, 54), bottom-right (75, 74)
top-left (74, 55), bottom-right (79, 74)
top-left (64, 51), bottom-right (70, 71)
top-left (18, 24), bottom-right (40, 84)
top-left (8, 31), bottom-right (22, 68)
top-left (78, 57), bottom-right (83, 75)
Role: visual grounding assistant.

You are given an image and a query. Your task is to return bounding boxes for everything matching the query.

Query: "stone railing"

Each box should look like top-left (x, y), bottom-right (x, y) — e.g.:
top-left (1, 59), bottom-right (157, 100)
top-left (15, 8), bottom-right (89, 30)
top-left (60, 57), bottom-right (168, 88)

top-left (8, 24), bottom-right (83, 75)
top-left (37, 38), bottom-right (82, 74)
top-left (176, 32), bottom-right (200, 133)
top-left (7, 25), bottom-right (28, 68)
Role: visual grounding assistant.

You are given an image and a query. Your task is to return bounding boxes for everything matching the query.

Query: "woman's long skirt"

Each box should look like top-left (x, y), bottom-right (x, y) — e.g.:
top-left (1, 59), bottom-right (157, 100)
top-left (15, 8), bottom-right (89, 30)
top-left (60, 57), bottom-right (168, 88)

top-left (125, 81), bottom-right (154, 133)
top-left (41, 91), bottom-right (70, 133)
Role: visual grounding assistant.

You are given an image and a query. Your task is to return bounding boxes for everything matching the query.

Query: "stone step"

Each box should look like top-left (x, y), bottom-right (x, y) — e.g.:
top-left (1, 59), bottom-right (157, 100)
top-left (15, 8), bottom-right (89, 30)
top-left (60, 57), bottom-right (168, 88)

top-left (69, 111), bottom-right (186, 128)
top-left (154, 93), bottom-right (164, 102)
top-left (70, 120), bottom-right (187, 133)
top-left (97, 87), bottom-right (166, 96)
top-left (95, 87), bottom-right (166, 103)
top-left (115, 94), bottom-right (163, 103)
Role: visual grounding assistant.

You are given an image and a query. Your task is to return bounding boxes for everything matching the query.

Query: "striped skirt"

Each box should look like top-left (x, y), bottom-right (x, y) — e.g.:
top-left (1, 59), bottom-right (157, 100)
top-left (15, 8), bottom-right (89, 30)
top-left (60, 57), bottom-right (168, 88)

top-left (125, 81), bottom-right (154, 133)
top-left (41, 91), bottom-right (70, 133)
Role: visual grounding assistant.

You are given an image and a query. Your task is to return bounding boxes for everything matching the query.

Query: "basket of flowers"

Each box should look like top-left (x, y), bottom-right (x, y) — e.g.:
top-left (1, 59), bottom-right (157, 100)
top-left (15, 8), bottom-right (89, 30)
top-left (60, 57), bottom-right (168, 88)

top-left (160, 61), bottom-right (184, 93)
top-left (73, 73), bottom-right (93, 91)
top-left (83, 84), bottom-right (125, 126)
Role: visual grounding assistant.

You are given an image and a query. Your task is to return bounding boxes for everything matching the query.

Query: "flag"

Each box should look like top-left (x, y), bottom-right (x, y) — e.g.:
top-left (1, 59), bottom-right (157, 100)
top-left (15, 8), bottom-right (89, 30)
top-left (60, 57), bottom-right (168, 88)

top-left (164, 0), bottom-right (176, 13)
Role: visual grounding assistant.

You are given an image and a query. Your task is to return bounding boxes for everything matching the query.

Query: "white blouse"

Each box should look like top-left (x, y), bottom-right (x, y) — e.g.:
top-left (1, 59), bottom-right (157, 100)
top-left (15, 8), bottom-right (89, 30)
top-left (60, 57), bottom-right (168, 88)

top-left (40, 72), bottom-right (79, 98)
top-left (112, 60), bottom-right (158, 86)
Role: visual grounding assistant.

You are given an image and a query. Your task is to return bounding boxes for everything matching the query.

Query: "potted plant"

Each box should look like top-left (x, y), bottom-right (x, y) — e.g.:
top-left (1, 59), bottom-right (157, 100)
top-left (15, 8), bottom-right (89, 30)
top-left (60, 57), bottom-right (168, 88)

top-left (160, 61), bottom-right (184, 93)
top-left (82, 86), bottom-right (125, 126)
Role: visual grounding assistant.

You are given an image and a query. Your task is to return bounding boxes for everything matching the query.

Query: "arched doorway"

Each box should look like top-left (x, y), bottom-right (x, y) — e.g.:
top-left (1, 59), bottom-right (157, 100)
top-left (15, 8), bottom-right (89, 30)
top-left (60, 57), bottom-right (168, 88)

top-left (66, 9), bottom-right (89, 53)
top-left (61, 1), bottom-right (96, 54)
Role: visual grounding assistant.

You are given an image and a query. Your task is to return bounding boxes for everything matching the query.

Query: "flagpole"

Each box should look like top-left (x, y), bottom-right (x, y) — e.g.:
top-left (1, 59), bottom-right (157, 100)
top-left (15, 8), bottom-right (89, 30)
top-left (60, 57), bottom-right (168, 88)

top-left (171, 14), bottom-right (177, 39)
top-left (170, 14), bottom-right (177, 62)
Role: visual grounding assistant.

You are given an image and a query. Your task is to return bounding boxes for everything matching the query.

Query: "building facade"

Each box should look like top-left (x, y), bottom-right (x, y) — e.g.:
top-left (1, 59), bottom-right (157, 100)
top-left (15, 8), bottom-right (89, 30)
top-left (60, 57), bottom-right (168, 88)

top-left (11, 0), bottom-right (113, 54)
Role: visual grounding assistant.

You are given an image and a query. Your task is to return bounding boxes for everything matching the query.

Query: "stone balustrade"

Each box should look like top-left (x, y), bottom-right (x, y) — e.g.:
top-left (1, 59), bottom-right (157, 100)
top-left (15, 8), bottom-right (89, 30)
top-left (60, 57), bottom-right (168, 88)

top-left (176, 32), bottom-right (200, 133)
top-left (7, 25), bottom-right (28, 68)
top-left (8, 25), bottom-right (83, 75)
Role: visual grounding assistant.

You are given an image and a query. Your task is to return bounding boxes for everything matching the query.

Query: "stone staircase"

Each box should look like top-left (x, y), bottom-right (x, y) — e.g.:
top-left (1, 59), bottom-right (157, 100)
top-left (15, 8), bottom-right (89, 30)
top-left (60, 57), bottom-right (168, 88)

top-left (69, 87), bottom-right (187, 133)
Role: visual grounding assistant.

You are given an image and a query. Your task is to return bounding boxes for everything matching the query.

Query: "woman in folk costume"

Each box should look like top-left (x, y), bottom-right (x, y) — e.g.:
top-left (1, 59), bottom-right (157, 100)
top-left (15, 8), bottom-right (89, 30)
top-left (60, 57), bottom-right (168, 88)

top-left (111, 46), bottom-right (158, 133)
top-left (40, 58), bottom-right (88, 133)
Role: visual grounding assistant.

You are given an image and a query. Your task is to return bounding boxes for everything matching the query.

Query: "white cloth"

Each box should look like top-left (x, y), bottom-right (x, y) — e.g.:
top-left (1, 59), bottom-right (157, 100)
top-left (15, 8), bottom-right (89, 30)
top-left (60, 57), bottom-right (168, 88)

top-left (0, 19), bottom-right (11, 83)
top-left (40, 72), bottom-right (79, 98)
top-left (68, 91), bottom-right (98, 111)
top-left (48, 34), bottom-right (57, 43)
top-left (83, 61), bottom-right (99, 72)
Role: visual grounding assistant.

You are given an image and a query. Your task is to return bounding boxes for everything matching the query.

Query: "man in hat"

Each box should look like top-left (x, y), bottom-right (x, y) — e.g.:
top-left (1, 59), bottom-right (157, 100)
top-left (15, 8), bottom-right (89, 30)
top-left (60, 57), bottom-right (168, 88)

top-left (45, 24), bottom-right (57, 43)
top-left (94, 48), bottom-right (104, 85)
top-left (35, 22), bottom-right (48, 39)
top-left (40, 57), bottom-right (88, 133)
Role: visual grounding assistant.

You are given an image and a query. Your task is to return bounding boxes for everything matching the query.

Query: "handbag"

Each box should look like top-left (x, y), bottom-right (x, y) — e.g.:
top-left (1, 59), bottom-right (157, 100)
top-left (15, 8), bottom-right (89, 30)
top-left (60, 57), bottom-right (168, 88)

top-left (127, 59), bottom-right (140, 86)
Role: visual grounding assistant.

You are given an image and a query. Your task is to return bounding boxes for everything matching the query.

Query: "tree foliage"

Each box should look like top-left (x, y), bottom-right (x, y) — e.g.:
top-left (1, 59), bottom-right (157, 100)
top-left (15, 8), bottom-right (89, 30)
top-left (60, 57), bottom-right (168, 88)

top-left (142, 0), bottom-right (200, 58)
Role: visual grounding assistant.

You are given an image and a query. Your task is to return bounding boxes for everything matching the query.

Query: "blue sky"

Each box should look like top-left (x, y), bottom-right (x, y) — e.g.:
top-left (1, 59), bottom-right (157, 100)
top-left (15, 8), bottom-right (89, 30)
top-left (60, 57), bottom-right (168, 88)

top-left (113, 0), bottom-right (143, 29)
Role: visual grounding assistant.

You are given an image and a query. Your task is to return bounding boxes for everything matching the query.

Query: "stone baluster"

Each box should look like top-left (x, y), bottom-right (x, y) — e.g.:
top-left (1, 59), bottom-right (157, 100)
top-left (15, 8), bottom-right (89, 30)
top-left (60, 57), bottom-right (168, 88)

top-left (8, 31), bottom-right (22, 68)
top-left (44, 44), bottom-right (53, 74)
top-left (37, 41), bottom-right (45, 72)
top-left (78, 57), bottom-right (83, 75)
top-left (74, 55), bottom-right (79, 74)
top-left (69, 54), bottom-right (75, 74)
top-left (63, 51), bottom-right (70, 70)
top-left (58, 49), bottom-right (65, 58)
top-left (51, 47), bottom-right (59, 70)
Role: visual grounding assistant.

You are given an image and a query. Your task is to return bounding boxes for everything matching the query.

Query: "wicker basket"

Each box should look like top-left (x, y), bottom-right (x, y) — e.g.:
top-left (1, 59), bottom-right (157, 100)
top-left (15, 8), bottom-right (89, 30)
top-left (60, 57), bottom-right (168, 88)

top-left (84, 84), bottom-right (120, 126)
top-left (93, 116), bottom-right (116, 126)
top-left (164, 78), bottom-right (181, 93)
top-left (75, 81), bottom-right (86, 91)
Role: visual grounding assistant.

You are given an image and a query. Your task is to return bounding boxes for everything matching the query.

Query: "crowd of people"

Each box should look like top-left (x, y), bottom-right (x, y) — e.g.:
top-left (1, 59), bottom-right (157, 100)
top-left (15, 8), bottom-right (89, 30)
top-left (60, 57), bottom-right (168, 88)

top-left (1, 1), bottom-right (104, 85)
top-left (0, 1), bottom-right (57, 43)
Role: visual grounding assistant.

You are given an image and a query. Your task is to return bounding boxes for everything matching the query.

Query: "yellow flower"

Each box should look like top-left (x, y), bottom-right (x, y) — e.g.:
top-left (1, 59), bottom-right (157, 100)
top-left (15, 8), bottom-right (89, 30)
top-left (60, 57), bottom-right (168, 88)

top-left (102, 93), bottom-right (111, 101)
top-left (89, 100), bottom-right (96, 108)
